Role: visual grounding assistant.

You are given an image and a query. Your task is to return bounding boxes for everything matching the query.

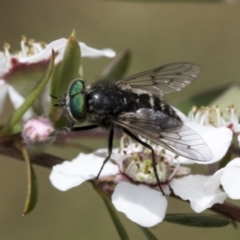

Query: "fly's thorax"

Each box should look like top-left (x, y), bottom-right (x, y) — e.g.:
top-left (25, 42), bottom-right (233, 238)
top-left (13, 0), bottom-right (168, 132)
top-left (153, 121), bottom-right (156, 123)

top-left (66, 79), bottom-right (87, 123)
top-left (86, 83), bottom-right (126, 124)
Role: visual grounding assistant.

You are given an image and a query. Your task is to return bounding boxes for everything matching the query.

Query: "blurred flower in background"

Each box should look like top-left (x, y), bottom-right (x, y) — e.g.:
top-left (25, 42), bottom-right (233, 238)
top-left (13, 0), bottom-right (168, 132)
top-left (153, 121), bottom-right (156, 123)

top-left (0, 36), bottom-right (115, 120)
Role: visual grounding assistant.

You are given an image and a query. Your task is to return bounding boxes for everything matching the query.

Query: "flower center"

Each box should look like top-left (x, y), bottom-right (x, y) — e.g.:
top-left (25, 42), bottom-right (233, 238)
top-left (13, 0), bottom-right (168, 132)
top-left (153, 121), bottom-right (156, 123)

top-left (188, 105), bottom-right (238, 128)
top-left (121, 151), bottom-right (175, 185)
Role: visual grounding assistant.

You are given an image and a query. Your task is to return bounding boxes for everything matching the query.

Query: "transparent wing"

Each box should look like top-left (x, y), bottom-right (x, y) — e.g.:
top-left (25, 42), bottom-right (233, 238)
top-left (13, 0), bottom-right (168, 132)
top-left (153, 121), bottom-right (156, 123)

top-left (115, 62), bottom-right (200, 96)
top-left (114, 108), bottom-right (213, 161)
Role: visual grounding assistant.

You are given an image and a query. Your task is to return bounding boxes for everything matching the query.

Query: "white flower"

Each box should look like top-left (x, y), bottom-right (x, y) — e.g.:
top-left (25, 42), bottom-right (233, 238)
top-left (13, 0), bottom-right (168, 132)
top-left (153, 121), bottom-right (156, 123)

top-left (0, 37), bottom-right (116, 119)
top-left (0, 38), bottom-right (115, 76)
top-left (176, 106), bottom-right (233, 165)
top-left (50, 139), bottom-right (227, 227)
top-left (204, 158), bottom-right (240, 199)
top-left (225, 106), bottom-right (240, 146)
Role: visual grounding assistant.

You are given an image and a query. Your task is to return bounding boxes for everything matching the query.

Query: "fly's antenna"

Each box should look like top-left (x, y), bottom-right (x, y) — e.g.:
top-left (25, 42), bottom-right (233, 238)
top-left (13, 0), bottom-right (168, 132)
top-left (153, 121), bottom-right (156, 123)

top-left (50, 94), bottom-right (59, 99)
top-left (50, 94), bottom-right (66, 107)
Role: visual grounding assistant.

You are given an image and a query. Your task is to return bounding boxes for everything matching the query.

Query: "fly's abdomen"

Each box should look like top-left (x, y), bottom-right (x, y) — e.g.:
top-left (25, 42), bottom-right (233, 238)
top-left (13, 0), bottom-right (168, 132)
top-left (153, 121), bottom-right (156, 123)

top-left (133, 93), bottom-right (181, 122)
top-left (152, 96), bottom-right (181, 121)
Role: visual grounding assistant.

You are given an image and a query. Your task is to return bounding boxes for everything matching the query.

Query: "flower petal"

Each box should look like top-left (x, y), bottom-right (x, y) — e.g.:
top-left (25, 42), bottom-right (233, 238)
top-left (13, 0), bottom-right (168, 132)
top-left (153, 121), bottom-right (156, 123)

top-left (170, 175), bottom-right (227, 213)
top-left (184, 122), bottom-right (232, 164)
top-left (225, 157), bottom-right (240, 167)
top-left (19, 39), bottom-right (67, 64)
top-left (112, 182), bottom-right (167, 227)
top-left (50, 153), bottom-right (119, 191)
top-left (80, 42), bottom-right (116, 58)
top-left (0, 80), bottom-right (8, 114)
top-left (0, 52), bottom-right (8, 76)
top-left (221, 159), bottom-right (240, 199)
top-left (19, 39), bottom-right (115, 65)
top-left (204, 169), bottom-right (223, 194)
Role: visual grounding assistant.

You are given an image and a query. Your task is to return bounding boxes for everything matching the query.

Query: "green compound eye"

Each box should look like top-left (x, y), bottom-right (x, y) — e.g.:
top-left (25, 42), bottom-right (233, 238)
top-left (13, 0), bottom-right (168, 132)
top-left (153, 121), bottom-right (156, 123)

top-left (69, 79), bottom-right (87, 122)
top-left (69, 79), bottom-right (84, 96)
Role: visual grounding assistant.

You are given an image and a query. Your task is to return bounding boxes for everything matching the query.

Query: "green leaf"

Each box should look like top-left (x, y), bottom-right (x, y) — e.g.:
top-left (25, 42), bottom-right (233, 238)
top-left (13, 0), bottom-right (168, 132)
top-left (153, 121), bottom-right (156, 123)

top-left (164, 213), bottom-right (231, 227)
top-left (175, 85), bottom-right (227, 114)
top-left (139, 226), bottom-right (158, 240)
top-left (210, 82), bottom-right (240, 116)
top-left (71, 29), bottom-right (77, 38)
top-left (2, 51), bottom-right (55, 135)
top-left (22, 147), bottom-right (38, 216)
top-left (95, 186), bottom-right (129, 240)
top-left (97, 49), bottom-right (131, 81)
top-left (175, 82), bottom-right (240, 115)
top-left (51, 33), bottom-right (81, 97)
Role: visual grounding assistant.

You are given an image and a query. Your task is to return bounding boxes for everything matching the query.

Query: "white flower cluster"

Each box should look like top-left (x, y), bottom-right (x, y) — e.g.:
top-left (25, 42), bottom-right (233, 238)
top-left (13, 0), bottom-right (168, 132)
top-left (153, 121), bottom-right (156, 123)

top-left (50, 106), bottom-right (240, 227)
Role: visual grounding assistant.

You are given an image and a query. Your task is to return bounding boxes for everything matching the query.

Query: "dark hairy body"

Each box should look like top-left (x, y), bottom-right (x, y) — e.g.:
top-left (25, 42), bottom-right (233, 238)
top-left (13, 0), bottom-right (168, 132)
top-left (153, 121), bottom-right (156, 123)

top-left (86, 83), bottom-right (181, 127)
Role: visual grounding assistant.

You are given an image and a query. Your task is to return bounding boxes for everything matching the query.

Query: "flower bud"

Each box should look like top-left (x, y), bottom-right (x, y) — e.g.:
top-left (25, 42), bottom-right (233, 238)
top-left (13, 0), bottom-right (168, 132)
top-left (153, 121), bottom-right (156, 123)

top-left (22, 117), bottom-right (54, 146)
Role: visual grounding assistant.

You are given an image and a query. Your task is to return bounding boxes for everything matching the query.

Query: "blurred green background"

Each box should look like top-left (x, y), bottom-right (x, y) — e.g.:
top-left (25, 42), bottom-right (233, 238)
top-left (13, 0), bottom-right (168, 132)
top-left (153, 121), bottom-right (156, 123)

top-left (0, 0), bottom-right (240, 239)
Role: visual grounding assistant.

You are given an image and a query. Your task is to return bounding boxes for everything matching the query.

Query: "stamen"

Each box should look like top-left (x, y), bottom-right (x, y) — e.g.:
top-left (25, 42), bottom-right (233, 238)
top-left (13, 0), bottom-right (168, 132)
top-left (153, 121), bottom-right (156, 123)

top-left (120, 134), bottom-right (127, 151)
top-left (3, 42), bottom-right (10, 59)
top-left (169, 158), bottom-right (180, 180)
top-left (229, 105), bottom-right (236, 122)
top-left (188, 106), bottom-right (197, 121)
top-left (199, 107), bottom-right (209, 125)
top-left (33, 42), bottom-right (43, 54)
top-left (20, 35), bottom-right (27, 57)
top-left (214, 106), bottom-right (225, 127)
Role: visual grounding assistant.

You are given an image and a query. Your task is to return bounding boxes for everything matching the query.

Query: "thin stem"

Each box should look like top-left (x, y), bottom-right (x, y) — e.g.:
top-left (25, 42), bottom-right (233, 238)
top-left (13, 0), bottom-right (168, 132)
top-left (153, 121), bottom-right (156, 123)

top-left (0, 145), bottom-right (64, 168)
top-left (1, 138), bottom-right (240, 224)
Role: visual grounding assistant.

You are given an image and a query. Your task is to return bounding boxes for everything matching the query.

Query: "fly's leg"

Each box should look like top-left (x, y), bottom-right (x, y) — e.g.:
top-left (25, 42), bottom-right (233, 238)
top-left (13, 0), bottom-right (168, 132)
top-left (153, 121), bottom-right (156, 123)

top-left (123, 128), bottom-right (165, 195)
top-left (71, 125), bottom-right (99, 132)
top-left (96, 125), bottom-right (114, 179)
top-left (50, 124), bottom-right (98, 136)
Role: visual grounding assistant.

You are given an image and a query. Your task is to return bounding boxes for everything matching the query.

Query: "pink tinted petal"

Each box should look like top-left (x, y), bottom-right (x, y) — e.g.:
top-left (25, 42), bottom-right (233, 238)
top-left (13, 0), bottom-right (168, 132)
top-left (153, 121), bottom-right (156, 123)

top-left (50, 153), bottom-right (119, 191)
top-left (112, 182), bottom-right (167, 227)
top-left (221, 167), bottom-right (240, 199)
top-left (185, 122), bottom-right (232, 164)
top-left (170, 175), bottom-right (227, 213)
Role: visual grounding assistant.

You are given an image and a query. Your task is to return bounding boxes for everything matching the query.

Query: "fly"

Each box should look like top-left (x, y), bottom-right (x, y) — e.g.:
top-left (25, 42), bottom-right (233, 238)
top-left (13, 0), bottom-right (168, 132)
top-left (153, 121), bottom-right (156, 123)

top-left (50, 62), bottom-right (213, 193)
